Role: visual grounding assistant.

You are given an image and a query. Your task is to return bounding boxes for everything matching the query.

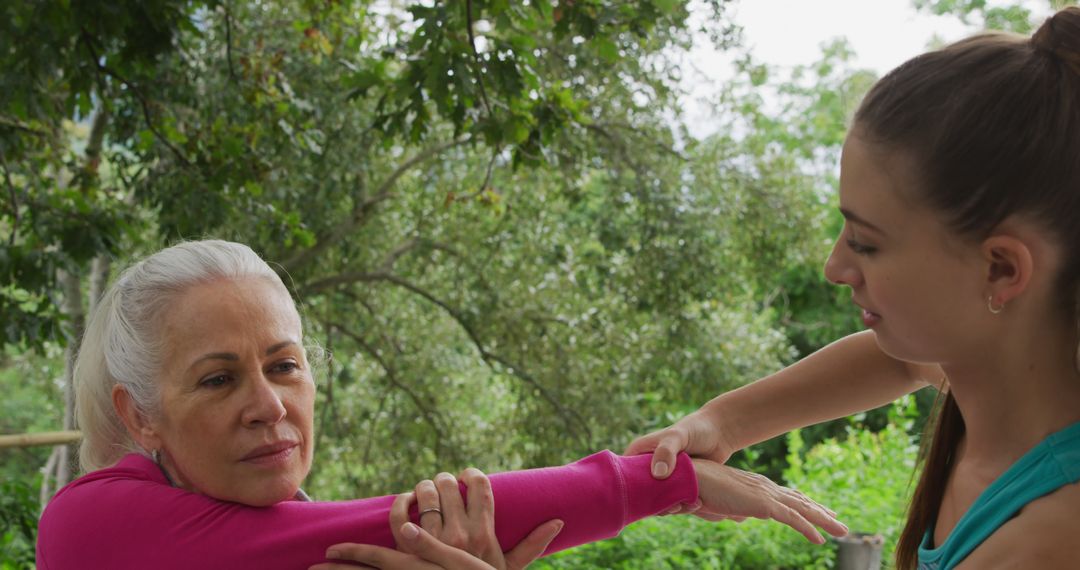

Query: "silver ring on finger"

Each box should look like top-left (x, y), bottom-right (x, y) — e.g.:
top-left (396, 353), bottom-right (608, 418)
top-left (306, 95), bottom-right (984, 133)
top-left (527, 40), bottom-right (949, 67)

top-left (419, 506), bottom-right (444, 523)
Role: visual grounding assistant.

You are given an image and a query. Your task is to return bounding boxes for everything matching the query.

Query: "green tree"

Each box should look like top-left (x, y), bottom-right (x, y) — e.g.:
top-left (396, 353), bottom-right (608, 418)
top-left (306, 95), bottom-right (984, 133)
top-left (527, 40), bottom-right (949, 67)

top-left (1, 2), bottom-right (925, 568)
top-left (3, 0), bottom-right (756, 494)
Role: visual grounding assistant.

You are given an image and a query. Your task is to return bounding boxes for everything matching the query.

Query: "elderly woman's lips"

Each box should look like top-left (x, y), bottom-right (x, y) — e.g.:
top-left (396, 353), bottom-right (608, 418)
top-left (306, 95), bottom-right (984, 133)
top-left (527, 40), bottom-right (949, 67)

top-left (241, 441), bottom-right (299, 465)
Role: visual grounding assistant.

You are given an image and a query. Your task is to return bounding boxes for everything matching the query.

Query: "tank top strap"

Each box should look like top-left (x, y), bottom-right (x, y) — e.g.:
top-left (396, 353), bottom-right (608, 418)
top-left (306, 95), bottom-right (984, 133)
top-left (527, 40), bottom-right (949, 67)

top-left (917, 421), bottom-right (1080, 570)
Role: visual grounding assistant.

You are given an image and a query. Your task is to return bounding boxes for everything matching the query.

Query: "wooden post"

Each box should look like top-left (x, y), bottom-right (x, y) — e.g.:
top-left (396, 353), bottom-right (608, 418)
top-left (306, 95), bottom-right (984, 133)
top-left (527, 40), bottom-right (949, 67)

top-left (0, 431), bottom-right (82, 449)
top-left (835, 532), bottom-right (884, 570)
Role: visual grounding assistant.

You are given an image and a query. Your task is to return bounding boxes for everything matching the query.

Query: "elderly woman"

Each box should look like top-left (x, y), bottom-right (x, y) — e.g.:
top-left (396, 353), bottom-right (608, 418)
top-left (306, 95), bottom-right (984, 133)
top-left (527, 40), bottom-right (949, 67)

top-left (36, 240), bottom-right (845, 570)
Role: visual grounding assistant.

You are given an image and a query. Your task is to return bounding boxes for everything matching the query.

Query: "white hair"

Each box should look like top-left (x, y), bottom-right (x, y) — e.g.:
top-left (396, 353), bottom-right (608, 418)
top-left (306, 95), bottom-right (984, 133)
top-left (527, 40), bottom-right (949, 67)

top-left (75, 240), bottom-right (289, 472)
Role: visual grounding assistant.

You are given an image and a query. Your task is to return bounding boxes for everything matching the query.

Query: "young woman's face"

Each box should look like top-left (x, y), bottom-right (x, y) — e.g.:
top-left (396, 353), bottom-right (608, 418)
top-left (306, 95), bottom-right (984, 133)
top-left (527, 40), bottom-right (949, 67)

top-left (149, 277), bottom-right (315, 506)
top-left (824, 133), bottom-right (989, 365)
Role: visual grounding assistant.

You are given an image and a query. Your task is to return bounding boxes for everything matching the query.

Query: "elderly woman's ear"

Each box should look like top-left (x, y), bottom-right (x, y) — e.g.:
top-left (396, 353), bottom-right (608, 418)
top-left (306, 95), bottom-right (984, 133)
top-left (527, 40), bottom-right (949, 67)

top-left (112, 384), bottom-right (163, 453)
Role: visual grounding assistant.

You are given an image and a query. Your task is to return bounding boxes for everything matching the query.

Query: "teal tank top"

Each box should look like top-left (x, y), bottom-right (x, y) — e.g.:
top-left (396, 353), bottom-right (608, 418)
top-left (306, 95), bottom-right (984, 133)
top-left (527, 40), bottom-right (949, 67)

top-left (917, 421), bottom-right (1080, 569)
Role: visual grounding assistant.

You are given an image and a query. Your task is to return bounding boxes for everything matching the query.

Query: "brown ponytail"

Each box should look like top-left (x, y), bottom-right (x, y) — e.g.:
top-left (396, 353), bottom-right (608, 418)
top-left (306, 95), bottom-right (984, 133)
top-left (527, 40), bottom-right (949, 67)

top-left (851, 7), bottom-right (1080, 568)
top-left (1031, 7), bottom-right (1080, 77)
top-left (895, 389), bottom-right (964, 569)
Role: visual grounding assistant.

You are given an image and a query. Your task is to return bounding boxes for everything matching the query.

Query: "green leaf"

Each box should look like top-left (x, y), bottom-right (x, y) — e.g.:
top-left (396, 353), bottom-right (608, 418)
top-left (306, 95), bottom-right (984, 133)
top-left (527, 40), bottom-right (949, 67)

top-left (653, 0), bottom-right (680, 14)
top-left (243, 181), bottom-right (263, 198)
top-left (593, 37), bottom-right (619, 62)
top-left (503, 118), bottom-right (531, 144)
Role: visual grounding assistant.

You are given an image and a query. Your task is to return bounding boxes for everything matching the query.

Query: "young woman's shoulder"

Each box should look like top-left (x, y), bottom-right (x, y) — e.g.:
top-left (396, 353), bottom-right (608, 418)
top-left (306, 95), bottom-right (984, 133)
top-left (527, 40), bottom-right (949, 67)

top-left (955, 481), bottom-right (1080, 569)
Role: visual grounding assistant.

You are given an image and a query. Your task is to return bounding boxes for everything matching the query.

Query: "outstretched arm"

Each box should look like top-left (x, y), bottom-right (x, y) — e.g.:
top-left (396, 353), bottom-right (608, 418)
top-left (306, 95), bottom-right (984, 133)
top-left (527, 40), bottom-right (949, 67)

top-left (38, 451), bottom-right (697, 570)
top-left (628, 331), bottom-right (942, 477)
top-left (314, 458), bottom-right (847, 570)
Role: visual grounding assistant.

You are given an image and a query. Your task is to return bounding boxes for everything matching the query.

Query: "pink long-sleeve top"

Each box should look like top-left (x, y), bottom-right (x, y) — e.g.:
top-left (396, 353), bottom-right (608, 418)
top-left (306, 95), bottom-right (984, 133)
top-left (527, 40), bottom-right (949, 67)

top-left (37, 450), bottom-right (697, 569)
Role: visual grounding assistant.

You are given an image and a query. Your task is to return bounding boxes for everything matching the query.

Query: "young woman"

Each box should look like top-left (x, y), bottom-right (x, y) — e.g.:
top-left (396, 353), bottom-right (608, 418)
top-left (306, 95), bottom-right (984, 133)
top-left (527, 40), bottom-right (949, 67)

top-left (629, 7), bottom-right (1080, 569)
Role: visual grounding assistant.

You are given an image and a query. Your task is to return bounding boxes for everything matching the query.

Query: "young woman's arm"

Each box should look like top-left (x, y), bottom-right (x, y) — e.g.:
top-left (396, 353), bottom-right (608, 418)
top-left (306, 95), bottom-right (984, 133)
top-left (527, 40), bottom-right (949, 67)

top-left (314, 458), bottom-right (847, 570)
top-left (629, 331), bottom-right (943, 476)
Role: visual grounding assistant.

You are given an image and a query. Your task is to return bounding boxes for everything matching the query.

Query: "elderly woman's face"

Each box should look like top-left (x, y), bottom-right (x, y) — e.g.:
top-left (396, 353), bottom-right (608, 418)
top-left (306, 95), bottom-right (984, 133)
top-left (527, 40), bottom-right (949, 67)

top-left (150, 277), bottom-right (315, 506)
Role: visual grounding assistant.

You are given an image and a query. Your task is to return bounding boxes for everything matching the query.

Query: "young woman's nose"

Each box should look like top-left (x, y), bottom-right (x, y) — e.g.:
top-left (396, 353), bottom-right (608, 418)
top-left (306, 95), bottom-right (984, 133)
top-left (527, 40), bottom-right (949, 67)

top-left (823, 237), bottom-right (863, 288)
top-left (242, 373), bottom-right (288, 427)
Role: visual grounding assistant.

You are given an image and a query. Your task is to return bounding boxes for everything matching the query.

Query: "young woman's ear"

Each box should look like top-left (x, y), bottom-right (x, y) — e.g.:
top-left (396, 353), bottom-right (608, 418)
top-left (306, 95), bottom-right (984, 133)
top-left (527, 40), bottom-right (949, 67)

top-left (112, 384), bottom-right (162, 452)
top-left (980, 234), bottom-right (1033, 309)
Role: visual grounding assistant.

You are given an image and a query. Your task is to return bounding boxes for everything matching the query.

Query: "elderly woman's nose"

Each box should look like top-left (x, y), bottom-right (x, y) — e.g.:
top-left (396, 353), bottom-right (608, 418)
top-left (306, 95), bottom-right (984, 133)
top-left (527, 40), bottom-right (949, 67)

top-left (241, 373), bottom-right (288, 426)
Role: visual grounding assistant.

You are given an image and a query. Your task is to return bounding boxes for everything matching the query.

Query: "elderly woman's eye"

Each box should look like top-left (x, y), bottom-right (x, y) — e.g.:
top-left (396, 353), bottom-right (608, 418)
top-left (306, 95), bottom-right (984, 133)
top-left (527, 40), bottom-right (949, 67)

top-left (271, 361), bottom-right (299, 374)
top-left (200, 374), bottom-right (231, 388)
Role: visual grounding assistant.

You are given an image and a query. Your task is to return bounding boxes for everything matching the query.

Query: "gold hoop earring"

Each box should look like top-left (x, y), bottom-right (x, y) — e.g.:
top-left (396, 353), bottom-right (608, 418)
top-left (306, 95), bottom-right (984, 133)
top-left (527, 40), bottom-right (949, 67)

top-left (987, 295), bottom-right (1005, 315)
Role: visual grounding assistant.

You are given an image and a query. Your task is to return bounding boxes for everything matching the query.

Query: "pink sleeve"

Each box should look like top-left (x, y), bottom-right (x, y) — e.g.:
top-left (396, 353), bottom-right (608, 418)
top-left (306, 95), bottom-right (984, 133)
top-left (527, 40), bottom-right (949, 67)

top-left (37, 451), bottom-right (696, 570)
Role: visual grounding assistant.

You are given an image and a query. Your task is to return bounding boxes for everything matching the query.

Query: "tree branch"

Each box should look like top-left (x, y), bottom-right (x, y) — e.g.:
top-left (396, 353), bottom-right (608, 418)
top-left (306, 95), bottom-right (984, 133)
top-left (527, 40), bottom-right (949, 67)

top-left (457, 0), bottom-right (506, 206)
top-left (330, 321), bottom-right (447, 459)
top-left (74, 107), bottom-right (110, 194)
top-left (40, 446), bottom-right (60, 507)
top-left (79, 31), bottom-right (193, 167)
top-left (376, 237), bottom-right (462, 273)
top-left (0, 147), bottom-right (20, 245)
top-left (88, 256), bottom-right (112, 314)
top-left (456, 145), bottom-right (501, 203)
top-left (279, 137), bottom-right (470, 273)
top-left (378, 237), bottom-right (420, 273)
top-left (361, 391), bottom-right (391, 468)
top-left (223, 2), bottom-right (238, 83)
top-left (315, 315), bottom-right (338, 450)
top-left (301, 271), bottom-right (387, 296)
top-left (465, 0), bottom-right (492, 116)
top-left (348, 290), bottom-right (407, 356)
top-left (586, 122), bottom-right (688, 161)
top-left (0, 115), bottom-right (49, 137)
top-left (305, 274), bottom-right (592, 441)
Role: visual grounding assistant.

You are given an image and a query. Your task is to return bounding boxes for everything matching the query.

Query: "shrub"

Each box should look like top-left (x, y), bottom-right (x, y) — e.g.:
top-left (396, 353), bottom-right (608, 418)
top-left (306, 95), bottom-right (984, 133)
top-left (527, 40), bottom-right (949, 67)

top-left (537, 397), bottom-right (920, 569)
top-left (784, 396), bottom-right (919, 565)
top-left (0, 478), bottom-right (39, 570)
top-left (534, 514), bottom-right (831, 570)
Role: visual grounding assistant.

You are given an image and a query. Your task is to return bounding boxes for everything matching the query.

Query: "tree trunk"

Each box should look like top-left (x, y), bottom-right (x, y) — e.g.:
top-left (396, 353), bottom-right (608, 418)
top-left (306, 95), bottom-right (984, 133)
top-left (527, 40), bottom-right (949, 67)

top-left (40, 106), bottom-right (111, 505)
top-left (89, 255), bottom-right (111, 312)
top-left (41, 267), bottom-right (84, 499)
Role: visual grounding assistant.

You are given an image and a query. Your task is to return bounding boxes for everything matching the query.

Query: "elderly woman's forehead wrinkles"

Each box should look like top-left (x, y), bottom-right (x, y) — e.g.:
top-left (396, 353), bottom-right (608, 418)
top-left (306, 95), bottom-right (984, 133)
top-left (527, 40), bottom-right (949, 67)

top-left (192, 351), bottom-right (240, 366)
top-left (266, 339), bottom-right (299, 355)
top-left (186, 338), bottom-right (299, 371)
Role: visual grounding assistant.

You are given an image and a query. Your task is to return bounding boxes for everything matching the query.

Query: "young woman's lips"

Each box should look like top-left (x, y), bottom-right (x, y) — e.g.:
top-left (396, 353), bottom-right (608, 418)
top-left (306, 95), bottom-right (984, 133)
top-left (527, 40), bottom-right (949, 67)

top-left (241, 441), bottom-right (299, 466)
top-left (861, 308), bottom-right (881, 328)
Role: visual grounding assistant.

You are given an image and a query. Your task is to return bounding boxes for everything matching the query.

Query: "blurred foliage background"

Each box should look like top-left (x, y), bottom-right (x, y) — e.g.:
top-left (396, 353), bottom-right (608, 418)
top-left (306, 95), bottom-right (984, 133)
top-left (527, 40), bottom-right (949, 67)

top-left (0, 0), bottom-right (1065, 568)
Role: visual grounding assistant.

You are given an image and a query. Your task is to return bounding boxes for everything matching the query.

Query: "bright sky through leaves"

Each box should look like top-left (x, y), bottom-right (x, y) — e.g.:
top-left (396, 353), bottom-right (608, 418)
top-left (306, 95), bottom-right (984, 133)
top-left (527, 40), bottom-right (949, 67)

top-left (680, 0), bottom-right (1051, 138)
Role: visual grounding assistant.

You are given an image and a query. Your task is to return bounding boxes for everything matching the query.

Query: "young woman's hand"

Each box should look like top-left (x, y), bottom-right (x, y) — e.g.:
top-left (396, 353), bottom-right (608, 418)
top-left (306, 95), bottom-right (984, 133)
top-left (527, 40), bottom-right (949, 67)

top-left (309, 468), bottom-right (563, 570)
top-left (690, 459), bottom-right (848, 544)
top-left (625, 410), bottom-right (735, 480)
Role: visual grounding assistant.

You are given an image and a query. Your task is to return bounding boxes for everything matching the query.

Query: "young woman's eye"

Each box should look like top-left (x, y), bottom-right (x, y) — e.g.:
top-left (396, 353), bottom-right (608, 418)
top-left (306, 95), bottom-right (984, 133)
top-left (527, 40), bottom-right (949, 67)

top-left (846, 238), bottom-right (877, 255)
top-left (200, 374), bottom-right (231, 388)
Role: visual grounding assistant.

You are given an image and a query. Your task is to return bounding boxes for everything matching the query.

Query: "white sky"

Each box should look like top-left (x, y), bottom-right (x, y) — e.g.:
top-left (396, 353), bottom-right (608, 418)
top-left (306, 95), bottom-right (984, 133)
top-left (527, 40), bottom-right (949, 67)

top-left (730, 0), bottom-right (970, 74)
top-left (679, 0), bottom-right (1052, 138)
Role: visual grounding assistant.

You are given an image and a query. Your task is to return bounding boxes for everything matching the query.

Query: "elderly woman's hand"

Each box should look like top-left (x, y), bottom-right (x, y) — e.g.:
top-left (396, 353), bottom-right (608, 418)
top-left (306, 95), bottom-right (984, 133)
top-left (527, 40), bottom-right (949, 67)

top-left (309, 468), bottom-right (563, 570)
top-left (689, 458), bottom-right (848, 544)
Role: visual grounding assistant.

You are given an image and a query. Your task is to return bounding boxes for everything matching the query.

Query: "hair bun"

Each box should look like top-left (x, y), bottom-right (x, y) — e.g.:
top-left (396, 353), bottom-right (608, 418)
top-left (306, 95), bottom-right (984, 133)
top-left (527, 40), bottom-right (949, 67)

top-left (1032, 7), bottom-right (1080, 76)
